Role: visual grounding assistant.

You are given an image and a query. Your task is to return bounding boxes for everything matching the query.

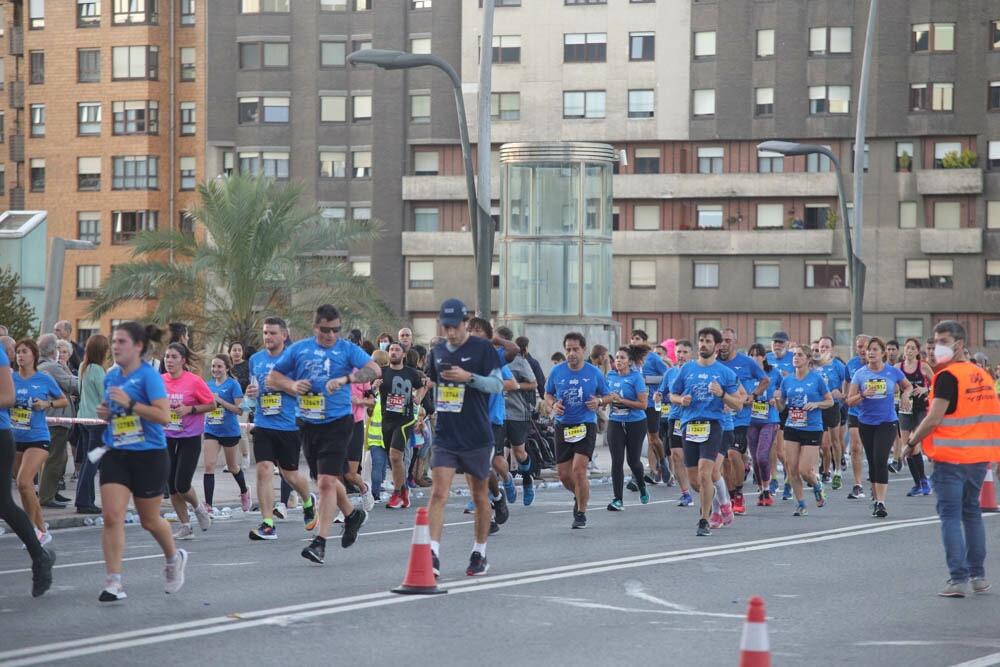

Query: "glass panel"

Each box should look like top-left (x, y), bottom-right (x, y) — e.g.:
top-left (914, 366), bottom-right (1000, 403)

top-left (506, 165), bottom-right (531, 235)
top-left (583, 164), bottom-right (608, 236)
top-left (583, 242), bottom-right (610, 316)
top-left (533, 164), bottom-right (579, 235)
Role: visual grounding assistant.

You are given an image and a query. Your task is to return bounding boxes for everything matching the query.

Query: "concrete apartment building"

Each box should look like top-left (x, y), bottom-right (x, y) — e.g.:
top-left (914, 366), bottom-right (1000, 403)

top-left (402, 0), bottom-right (1000, 354)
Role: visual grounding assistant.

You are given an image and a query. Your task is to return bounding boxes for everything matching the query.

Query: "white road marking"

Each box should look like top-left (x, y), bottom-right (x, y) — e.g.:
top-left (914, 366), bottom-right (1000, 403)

top-left (949, 652), bottom-right (1000, 667)
top-left (0, 554), bottom-right (167, 576)
top-left (624, 580), bottom-right (694, 611)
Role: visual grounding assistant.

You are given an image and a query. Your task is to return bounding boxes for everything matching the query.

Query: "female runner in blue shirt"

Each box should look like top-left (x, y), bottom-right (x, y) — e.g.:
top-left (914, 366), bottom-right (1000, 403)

top-left (605, 344), bottom-right (650, 510)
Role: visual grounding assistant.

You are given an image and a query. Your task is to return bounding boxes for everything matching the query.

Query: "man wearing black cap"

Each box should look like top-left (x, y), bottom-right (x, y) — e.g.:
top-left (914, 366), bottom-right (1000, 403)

top-left (426, 299), bottom-right (504, 577)
top-left (766, 330), bottom-right (794, 500)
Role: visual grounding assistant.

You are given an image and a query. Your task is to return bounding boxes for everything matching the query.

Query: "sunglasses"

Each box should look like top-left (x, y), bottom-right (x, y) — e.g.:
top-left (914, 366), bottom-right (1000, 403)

top-left (317, 326), bottom-right (341, 334)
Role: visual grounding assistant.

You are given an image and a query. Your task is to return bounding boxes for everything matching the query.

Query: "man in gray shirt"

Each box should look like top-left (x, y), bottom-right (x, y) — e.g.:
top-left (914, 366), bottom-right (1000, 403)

top-left (496, 326), bottom-right (542, 506)
top-left (37, 334), bottom-right (79, 508)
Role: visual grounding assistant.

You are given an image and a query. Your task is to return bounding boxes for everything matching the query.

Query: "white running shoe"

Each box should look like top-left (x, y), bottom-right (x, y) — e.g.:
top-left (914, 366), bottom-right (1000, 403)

top-left (99, 577), bottom-right (127, 602)
top-left (273, 502), bottom-right (287, 519)
top-left (333, 509), bottom-right (345, 524)
top-left (164, 549), bottom-right (188, 594)
top-left (193, 504), bottom-right (212, 531)
top-left (173, 523), bottom-right (194, 540)
top-left (362, 485), bottom-right (375, 512)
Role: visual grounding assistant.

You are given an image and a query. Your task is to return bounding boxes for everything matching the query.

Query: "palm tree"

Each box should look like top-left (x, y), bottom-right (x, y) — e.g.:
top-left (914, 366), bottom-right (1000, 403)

top-left (89, 173), bottom-right (399, 348)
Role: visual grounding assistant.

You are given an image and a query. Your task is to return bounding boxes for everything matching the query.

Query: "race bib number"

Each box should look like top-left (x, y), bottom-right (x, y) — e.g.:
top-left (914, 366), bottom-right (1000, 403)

top-left (686, 420), bottom-right (710, 443)
top-left (111, 414), bottom-right (144, 447)
top-left (207, 407), bottom-right (225, 426)
top-left (167, 409), bottom-right (183, 431)
top-left (865, 379), bottom-right (888, 399)
top-left (10, 407), bottom-right (30, 430)
top-left (788, 408), bottom-right (808, 428)
top-left (386, 393), bottom-right (407, 414)
top-left (436, 384), bottom-right (466, 413)
top-left (563, 424), bottom-right (586, 443)
top-left (751, 401), bottom-right (769, 420)
top-left (610, 406), bottom-right (630, 419)
top-left (298, 394), bottom-right (326, 420)
top-left (261, 393), bottom-right (281, 416)
top-left (673, 420), bottom-right (683, 436)
top-left (660, 402), bottom-right (670, 417)
top-left (898, 405), bottom-right (913, 415)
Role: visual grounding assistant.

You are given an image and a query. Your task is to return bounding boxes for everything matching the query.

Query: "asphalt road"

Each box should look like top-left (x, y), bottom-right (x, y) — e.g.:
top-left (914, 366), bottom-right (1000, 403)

top-left (2, 476), bottom-right (999, 667)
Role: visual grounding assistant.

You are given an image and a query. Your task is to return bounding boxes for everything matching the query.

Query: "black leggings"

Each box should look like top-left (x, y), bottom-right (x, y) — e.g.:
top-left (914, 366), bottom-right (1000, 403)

top-left (859, 421), bottom-right (896, 485)
top-left (608, 419), bottom-right (646, 501)
top-left (0, 429), bottom-right (44, 560)
top-left (167, 435), bottom-right (202, 495)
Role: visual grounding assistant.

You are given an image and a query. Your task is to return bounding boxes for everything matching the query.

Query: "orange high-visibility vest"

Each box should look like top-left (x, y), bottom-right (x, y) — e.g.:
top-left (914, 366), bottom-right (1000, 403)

top-left (924, 362), bottom-right (1000, 464)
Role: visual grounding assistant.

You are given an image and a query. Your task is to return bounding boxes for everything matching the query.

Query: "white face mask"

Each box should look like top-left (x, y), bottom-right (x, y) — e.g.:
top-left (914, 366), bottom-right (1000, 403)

top-left (379, 341), bottom-right (389, 351)
top-left (934, 343), bottom-right (956, 364)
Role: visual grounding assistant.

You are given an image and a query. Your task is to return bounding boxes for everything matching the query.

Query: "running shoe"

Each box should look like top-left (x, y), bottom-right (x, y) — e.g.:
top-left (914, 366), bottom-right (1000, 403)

top-left (841, 455), bottom-right (848, 470)
top-left (814, 484), bottom-right (826, 507)
top-left (889, 459), bottom-right (902, 474)
top-left (388, 492), bottom-right (406, 510)
top-left (342, 509), bottom-right (367, 548)
top-left (362, 484), bottom-right (375, 512)
top-left (462, 499), bottom-right (475, 514)
top-left (644, 473), bottom-right (658, 486)
top-left (832, 473), bottom-right (842, 490)
top-left (626, 480), bottom-right (639, 493)
top-left (607, 499), bottom-right (624, 511)
top-left (333, 509), bottom-right (345, 524)
top-left (503, 476), bottom-right (517, 505)
top-left (249, 522), bottom-right (277, 540)
top-left (768, 478), bottom-right (779, 496)
top-left (709, 511), bottom-right (723, 529)
top-left (821, 473), bottom-right (831, 484)
top-left (571, 511), bottom-right (587, 529)
top-left (720, 503), bottom-right (734, 526)
top-left (939, 580), bottom-right (967, 598)
top-left (847, 485), bottom-right (866, 499)
top-left (173, 523), bottom-right (194, 541)
top-left (401, 487), bottom-right (411, 508)
top-left (493, 492), bottom-right (509, 525)
top-left (732, 493), bottom-right (745, 515)
top-left (756, 494), bottom-right (766, 507)
top-left (906, 484), bottom-right (922, 497)
top-left (490, 519), bottom-right (499, 534)
top-left (240, 488), bottom-right (253, 512)
top-left (466, 551), bottom-right (489, 576)
top-left (920, 478), bottom-right (933, 496)
top-left (303, 493), bottom-right (319, 530)
top-left (194, 504), bottom-right (212, 531)
top-left (971, 577), bottom-right (991, 594)
top-left (762, 491), bottom-right (774, 507)
top-left (874, 501), bottom-right (888, 518)
top-left (522, 483), bottom-right (535, 506)
top-left (302, 536), bottom-right (326, 564)
top-left (793, 502), bottom-right (808, 517)
top-left (678, 491), bottom-right (693, 507)
top-left (31, 548), bottom-right (54, 598)
top-left (659, 459), bottom-right (673, 486)
top-left (99, 577), bottom-right (127, 602)
top-left (639, 487), bottom-right (650, 504)
top-left (431, 552), bottom-right (440, 578)
top-left (273, 502), bottom-right (287, 519)
top-left (203, 504), bottom-right (214, 515)
top-left (164, 549), bottom-right (188, 594)
top-left (696, 518), bottom-right (711, 536)
top-left (781, 484), bottom-right (793, 501)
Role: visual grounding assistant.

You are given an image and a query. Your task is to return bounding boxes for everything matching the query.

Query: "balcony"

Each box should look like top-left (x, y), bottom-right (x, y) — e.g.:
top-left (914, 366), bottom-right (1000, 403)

top-left (8, 25), bottom-right (22, 56)
top-left (402, 175), bottom-right (467, 201)
top-left (919, 228), bottom-right (983, 254)
top-left (8, 132), bottom-right (23, 162)
top-left (613, 172), bottom-right (839, 199)
top-left (402, 231), bottom-right (476, 256)
top-left (915, 168), bottom-right (983, 196)
top-left (613, 229), bottom-right (836, 256)
top-left (8, 81), bottom-right (23, 109)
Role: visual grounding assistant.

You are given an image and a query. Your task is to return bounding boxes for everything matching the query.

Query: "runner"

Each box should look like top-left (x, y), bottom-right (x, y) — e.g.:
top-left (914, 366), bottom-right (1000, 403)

top-left (632, 330), bottom-right (669, 484)
top-left (669, 328), bottom-right (744, 536)
top-left (886, 339), bottom-right (905, 473)
top-left (346, 360), bottom-right (376, 515)
top-left (268, 304), bottom-right (380, 564)
top-left (897, 337), bottom-right (933, 496)
top-left (202, 354), bottom-right (251, 513)
top-left (496, 327), bottom-right (539, 506)
top-left (815, 335), bottom-right (848, 490)
top-left (425, 299), bottom-right (504, 576)
top-left (228, 341), bottom-right (252, 471)
top-left (605, 344), bottom-right (650, 510)
top-left (74, 334), bottom-right (109, 515)
top-left (366, 349), bottom-right (389, 502)
top-left (655, 339), bottom-right (693, 506)
top-left (774, 345), bottom-right (834, 517)
top-left (765, 331), bottom-right (794, 500)
top-left (382, 342), bottom-right (426, 510)
top-left (746, 343), bottom-right (781, 506)
top-left (845, 334), bottom-right (871, 500)
top-left (245, 317), bottom-right (317, 542)
top-left (95, 322), bottom-right (187, 601)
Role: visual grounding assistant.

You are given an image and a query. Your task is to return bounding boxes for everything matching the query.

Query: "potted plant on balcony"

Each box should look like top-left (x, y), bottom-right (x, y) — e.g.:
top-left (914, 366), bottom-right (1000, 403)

top-left (825, 209), bottom-right (839, 230)
top-left (941, 150), bottom-right (979, 169)
top-left (898, 151), bottom-right (911, 172)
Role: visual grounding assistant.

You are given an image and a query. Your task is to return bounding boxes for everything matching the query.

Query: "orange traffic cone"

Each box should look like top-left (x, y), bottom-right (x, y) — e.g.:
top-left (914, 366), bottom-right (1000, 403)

top-left (738, 596), bottom-right (771, 667)
top-left (391, 507), bottom-right (447, 595)
top-left (981, 465), bottom-right (999, 512)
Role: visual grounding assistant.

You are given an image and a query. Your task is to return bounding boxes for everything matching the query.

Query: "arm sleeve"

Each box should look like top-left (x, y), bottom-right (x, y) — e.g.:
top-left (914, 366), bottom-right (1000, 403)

top-left (470, 368), bottom-right (504, 394)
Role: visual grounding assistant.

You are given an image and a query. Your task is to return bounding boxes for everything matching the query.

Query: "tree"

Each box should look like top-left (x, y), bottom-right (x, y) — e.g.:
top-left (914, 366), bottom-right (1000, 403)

top-left (89, 173), bottom-right (400, 349)
top-left (0, 266), bottom-right (38, 340)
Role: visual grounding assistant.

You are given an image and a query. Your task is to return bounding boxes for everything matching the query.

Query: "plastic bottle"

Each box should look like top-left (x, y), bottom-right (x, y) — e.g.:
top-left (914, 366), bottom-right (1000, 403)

top-left (242, 376), bottom-right (259, 411)
top-left (94, 517), bottom-right (104, 526)
top-left (83, 517), bottom-right (94, 526)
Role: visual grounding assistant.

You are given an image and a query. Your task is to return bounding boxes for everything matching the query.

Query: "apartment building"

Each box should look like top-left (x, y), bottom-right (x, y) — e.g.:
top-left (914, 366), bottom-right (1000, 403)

top-left (401, 0), bottom-right (1000, 354)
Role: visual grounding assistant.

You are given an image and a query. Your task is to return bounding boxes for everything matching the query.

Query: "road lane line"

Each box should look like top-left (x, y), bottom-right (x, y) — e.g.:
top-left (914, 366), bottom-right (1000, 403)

top-left (0, 554), bottom-right (166, 576)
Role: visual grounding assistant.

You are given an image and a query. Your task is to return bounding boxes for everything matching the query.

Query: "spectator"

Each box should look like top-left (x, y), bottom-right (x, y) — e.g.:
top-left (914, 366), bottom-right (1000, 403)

top-left (53, 320), bottom-right (85, 374)
top-left (36, 334), bottom-right (79, 508)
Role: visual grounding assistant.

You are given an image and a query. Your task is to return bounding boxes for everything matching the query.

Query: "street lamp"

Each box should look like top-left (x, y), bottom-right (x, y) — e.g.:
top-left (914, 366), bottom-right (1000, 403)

top-left (756, 140), bottom-right (866, 342)
top-left (347, 48), bottom-right (494, 317)
top-left (42, 238), bottom-right (97, 332)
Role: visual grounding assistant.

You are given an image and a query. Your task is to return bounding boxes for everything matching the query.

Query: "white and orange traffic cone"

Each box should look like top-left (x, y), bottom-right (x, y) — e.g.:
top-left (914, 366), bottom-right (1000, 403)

top-left (738, 596), bottom-right (771, 667)
top-left (391, 507), bottom-right (446, 595)
top-left (980, 464), bottom-right (999, 513)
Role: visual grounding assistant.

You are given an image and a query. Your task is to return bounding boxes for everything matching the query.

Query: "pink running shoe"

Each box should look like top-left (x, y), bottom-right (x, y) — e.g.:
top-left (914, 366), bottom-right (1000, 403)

top-left (720, 503), bottom-right (735, 526)
top-left (709, 512), bottom-right (724, 529)
top-left (240, 488), bottom-right (252, 512)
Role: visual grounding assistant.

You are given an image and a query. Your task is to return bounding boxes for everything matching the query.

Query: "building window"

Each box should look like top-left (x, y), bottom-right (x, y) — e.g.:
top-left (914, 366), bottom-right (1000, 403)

top-left (413, 151), bottom-right (439, 176)
top-left (112, 156), bottom-right (159, 190)
top-left (78, 48), bottom-right (101, 82)
top-left (222, 151), bottom-right (233, 176)
top-left (563, 91), bottom-right (606, 119)
top-left (628, 90), bottom-right (654, 119)
top-left (113, 100), bottom-right (159, 135)
top-left (111, 45), bottom-right (159, 80)
top-left (112, 210), bottom-right (157, 244)
top-left (0, 113), bottom-right (5, 143)
top-left (30, 105), bottom-right (45, 137)
top-left (179, 47), bottom-right (195, 81)
top-left (805, 261), bottom-right (847, 288)
top-left (352, 150), bottom-right (371, 178)
top-left (692, 89), bottom-right (715, 116)
top-left (320, 95), bottom-right (346, 122)
top-left (0, 59), bottom-right (5, 90)
top-left (629, 32), bottom-right (655, 61)
top-left (629, 260), bottom-right (656, 288)
top-left (564, 32), bottom-right (605, 63)
top-left (352, 207), bottom-right (370, 223)
top-left (179, 157), bottom-right (195, 191)
top-left (29, 51), bottom-right (44, 84)
top-left (905, 259), bottom-right (953, 289)
top-left (912, 22), bottom-right (954, 53)
top-left (79, 0), bottom-right (101, 26)
top-left (260, 152), bottom-right (290, 178)
top-left (77, 157), bottom-right (101, 191)
top-left (77, 266), bottom-right (101, 299)
top-left (179, 211), bottom-right (195, 234)
top-left (910, 83), bottom-right (953, 112)
top-left (320, 41), bottom-right (345, 67)
top-left (693, 31), bottom-right (715, 59)
top-left (933, 201), bottom-right (961, 229)
top-left (756, 29), bottom-right (774, 57)
top-left (696, 204), bottom-right (723, 229)
top-left (697, 147), bottom-right (723, 174)
top-left (410, 94), bottom-right (430, 122)
top-left (408, 261), bottom-right (434, 289)
top-left (320, 207), bottom-right (345, 224)
top-left (754, 319), bottom-right (783, 345)
top-left (353, 95), bottom-right (372, 121)
top-left (809, 26), bottom-right (852, 55)
top-left (180, 102), bottom-right (196, 135)
top-left (986, 321), bottom-right (1000, 346)
top-left (991, 201), bottom-right (1000, 229)
top-left (491, 92), bottom-right (520, 120)
top-left (934, 141), bottom-right (961, 169)
top-left (986, 261), bottom-right (1000, 290)
top-left (352, 260), bottom-right (371, 276)
top-left (693, 262), bottom-right (719, 288)
top-left (893, 319), bottom-right (924, 341)
top-left (809, 85), bottom-right (850, 114)
top-left (758, 150), bottom-right (783, 173)
top-left (239, 97), bottom-right (290, 124)
top-left (355, 0), bottom-right (371, 10)
top-left (896, 141), bottom-right (914, 171)
top-left (993, 20), bottom-right (1000, 51)
top-left (319, 151), bottom-right (346, 178)
top-left (802, 205), bottom-right (829, 229)
top-left (633, 148), bottom-right (660, 174)
top-left (410, 37), bottom-right (431, 55)
top-left (113, 0), bottom-right (158, 24)
top-left (754, 262), bottom-right (780, 288)
top-left (78, 212), bottom-right (101, 244)
top-left (180, 0), bottom-right (195, 25)
top-left (755, 87), bottom-right (774, 117)
top-left (633, 205), bottom-right (659, 230)
top-left (756, 203), bottom-right (783, 228)
top-left (78, 102), bottom-right (101, 136)
top-left (29, 0), bottom-right (44, 29)
top-left (990, 82), bottom-right (1000, 112)
top-left (353, 39), bottom-right (372, 53)
top-left (30, 159), bottom-right (45, 192)
top-left (565, 0), bottom-right (606, 4)
top-left (899, 201), bottom-right (917, 229)
top-left (806, 148), bottom-right (832, 173)
top-left (321, 0), bottom-right (346, 9)
top-left (414, 207), bottom-right (439, 232)
top-left (493, 35), bottom-right (522, 64)
top-left (240, 0), bottom-right (290, 12)
top-left (239, 42), bottom-right (288, 69)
